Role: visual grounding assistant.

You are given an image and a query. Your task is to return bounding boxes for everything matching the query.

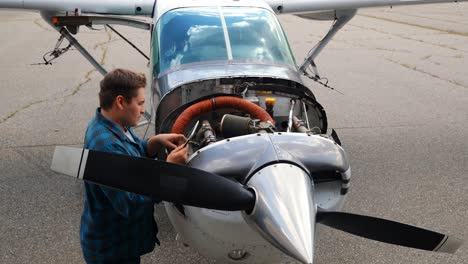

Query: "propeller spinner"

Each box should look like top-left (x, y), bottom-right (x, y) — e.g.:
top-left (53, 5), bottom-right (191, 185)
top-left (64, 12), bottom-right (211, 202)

top-left (243, 163), bottom-right (316, 264)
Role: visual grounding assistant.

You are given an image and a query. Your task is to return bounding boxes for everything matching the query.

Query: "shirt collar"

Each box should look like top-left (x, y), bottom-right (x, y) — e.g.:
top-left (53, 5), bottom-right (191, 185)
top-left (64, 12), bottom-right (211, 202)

top-left (95, 108), bottom-right (128, 141)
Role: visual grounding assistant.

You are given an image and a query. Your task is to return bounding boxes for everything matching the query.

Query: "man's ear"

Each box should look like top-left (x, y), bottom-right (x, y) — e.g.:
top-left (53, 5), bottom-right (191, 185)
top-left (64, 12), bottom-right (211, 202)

top-left (115, 95), bottom-right (125, 110)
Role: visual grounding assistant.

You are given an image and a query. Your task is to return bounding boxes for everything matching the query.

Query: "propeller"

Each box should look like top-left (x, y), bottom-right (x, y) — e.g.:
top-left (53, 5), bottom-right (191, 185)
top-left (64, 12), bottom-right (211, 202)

top-left (51, 146), bottom-right (255, 211)
top-left (51, 146), bottom-right (462, 255)
top-left (317, 211), bottom-right (463, 253)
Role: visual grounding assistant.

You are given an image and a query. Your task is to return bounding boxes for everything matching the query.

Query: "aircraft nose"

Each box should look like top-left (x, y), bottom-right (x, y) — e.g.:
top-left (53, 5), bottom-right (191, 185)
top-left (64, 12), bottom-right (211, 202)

top-left (243, 163), bottom-right (315, 264)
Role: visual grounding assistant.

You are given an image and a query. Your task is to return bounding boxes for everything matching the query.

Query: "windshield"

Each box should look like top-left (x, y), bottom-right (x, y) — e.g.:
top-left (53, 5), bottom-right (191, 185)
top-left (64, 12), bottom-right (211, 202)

top-left (154, 7), bottom-right (296, 74)
top-left (223, 8), bottom-right (295, 66)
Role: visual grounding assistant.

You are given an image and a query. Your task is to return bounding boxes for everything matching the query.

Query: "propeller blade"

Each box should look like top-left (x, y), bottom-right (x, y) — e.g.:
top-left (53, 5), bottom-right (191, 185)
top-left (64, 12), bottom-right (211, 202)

top-left (51, 146), bottom-right (255, 211)
top-left (317, 212), bottom-right (463, 253)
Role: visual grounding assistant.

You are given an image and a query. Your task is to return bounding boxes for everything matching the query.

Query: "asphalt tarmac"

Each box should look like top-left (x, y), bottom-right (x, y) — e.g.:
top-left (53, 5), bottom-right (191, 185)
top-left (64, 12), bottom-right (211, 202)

top-left (0, 4), bottom-right (467, 264)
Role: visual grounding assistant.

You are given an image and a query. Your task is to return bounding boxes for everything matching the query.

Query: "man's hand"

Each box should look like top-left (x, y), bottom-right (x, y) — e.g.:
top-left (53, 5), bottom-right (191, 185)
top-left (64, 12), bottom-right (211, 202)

top-left (167, 144), bottom-right (189, 165)
top-left (156, 133), bottom-right (186, 150)
top-left (147, 133), bottom-right (186, 157)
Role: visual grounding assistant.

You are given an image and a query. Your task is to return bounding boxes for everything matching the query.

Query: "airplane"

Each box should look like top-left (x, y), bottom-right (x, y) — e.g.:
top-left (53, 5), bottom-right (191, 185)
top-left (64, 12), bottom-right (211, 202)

top-left (1, 0), bottom-right (466, 263)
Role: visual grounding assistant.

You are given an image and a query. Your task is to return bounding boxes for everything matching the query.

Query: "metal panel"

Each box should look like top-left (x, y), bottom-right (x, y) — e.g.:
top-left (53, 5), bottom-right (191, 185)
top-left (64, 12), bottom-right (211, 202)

top-left (187, 133), bottom-right (349, 180)
top-left (155, 63), bottom-right (302, 97)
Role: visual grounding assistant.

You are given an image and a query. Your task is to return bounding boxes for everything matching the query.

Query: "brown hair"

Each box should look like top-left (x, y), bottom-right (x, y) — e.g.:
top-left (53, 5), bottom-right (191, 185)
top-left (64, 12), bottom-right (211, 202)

top-left (99, 68), bottom-right (146, 110)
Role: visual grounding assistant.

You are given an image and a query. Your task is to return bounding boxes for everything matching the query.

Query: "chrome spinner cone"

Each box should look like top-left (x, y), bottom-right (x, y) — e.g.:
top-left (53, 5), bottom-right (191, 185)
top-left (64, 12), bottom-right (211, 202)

top-left (243, 163), bottom-right (316, 264)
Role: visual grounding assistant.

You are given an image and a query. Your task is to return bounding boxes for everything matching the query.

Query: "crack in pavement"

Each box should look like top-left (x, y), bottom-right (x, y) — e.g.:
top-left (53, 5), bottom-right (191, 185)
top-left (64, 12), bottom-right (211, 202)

top-left (0, 30), bottom-right (114, 124)
top-left (66, 29), bottom-right (114, 97)
top-left (93, 28), bottom-right (113, 66)
top-left (358, 14), bottom-right (468, 37)
top-left (0, 142), bottom-right (81, 151)
top-left (65, 30), bottom-right (114, 97)
top-left (374, 47), bottom-right (411, 53)
top-left (421, 55), bottom-right (432, 60)
top-left (386, 58), bottom-right (467, 89)
top-left (0, 68), bottom-right (94, 125)
top-left (68, 69), bottom-right (95, 97)
top-left (348, 24), bottom-right (468, 54)
top-left (0, 99), bottom-right (46, 125)
top-left (101, 47), bottom-right (109, 66)
top-left (377, 10), bottom-right (468, 25)
top-left (333, 38), bottom-right (413, 53)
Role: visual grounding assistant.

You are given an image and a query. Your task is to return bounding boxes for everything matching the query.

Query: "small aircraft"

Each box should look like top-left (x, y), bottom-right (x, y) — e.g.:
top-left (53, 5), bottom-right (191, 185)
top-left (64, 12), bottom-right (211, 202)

top-left (1, 0), bottom-right (466, 263)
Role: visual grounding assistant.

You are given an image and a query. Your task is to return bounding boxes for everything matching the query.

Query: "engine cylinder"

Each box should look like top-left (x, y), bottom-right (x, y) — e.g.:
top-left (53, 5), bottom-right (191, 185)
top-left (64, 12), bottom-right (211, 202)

top-left (220, 114), bottom-right (253, 138)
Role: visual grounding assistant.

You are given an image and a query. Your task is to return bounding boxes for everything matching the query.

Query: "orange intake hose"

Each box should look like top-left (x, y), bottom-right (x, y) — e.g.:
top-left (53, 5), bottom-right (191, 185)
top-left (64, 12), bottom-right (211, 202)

top-left (172, 96), bottom-right (275, 134)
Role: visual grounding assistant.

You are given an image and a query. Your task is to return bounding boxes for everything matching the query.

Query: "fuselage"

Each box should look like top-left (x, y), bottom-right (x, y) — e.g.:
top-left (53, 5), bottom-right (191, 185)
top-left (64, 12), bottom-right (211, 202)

top-left (147, 2), bottom-right (350, 263)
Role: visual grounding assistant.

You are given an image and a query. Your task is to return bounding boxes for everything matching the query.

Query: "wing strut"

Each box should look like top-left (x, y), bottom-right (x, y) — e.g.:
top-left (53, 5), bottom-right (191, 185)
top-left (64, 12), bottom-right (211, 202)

top-left (40, 11), bottom-right (155, 125)
top-left (57, 25), bottom-right (154, 127)
top-left (57, 27), bottom-right (108, 76)
top-left (106, 25), bottom-right (150, 61)
top-left (298, 10), bottom-right (356, 78)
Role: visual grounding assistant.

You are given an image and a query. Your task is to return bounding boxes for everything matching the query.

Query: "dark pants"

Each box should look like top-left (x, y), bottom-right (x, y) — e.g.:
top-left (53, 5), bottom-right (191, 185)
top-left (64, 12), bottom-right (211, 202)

top-left (84, 257), bottom-right (141, 264)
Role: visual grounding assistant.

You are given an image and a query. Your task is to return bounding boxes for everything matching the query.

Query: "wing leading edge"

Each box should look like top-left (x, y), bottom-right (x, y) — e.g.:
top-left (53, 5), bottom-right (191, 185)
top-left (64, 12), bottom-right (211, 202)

top-left (266, 0), bottom-right (467, 14)
top-left (0, 0), bottom-right (154, 15)
top-left (1, 0), bottom-right (467, 16)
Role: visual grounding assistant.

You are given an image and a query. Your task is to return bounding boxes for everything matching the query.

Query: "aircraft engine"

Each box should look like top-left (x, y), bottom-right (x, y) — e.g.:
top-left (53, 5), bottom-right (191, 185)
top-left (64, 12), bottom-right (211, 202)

top-left (162, 87), bottom-right (350, 263)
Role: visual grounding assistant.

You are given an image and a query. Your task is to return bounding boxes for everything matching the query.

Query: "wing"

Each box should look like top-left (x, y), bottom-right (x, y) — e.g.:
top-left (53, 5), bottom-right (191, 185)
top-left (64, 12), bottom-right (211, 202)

top-left (0, 0), bottom-right (154, 15)
top-left (1, 0), bottom-right (466, 16)
top-left (266, 0), bottom-right (467, 14)
top-left (262, 0), bottom-right (467, 76)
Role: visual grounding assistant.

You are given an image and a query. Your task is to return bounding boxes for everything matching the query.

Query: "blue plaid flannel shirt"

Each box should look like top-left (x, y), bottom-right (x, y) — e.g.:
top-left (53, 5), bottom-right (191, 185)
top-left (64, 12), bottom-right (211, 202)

top-left (80, 108), bottom-right (159, 262)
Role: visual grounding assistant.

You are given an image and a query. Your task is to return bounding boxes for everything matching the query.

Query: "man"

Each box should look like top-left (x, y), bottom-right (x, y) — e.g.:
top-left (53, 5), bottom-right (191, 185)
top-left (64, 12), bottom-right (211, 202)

top-left (81, 68), bottom-right (188, 263)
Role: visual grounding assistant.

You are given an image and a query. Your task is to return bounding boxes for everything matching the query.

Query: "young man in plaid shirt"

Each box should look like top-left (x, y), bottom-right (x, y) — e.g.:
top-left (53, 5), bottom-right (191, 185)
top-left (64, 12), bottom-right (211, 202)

top-left (81, 68), bottom-right (188, 263)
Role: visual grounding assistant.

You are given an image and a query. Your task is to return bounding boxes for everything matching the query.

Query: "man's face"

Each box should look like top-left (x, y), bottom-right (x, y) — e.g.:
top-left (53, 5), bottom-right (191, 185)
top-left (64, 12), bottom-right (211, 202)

top-left (121, 87), bottom-right (145, 128)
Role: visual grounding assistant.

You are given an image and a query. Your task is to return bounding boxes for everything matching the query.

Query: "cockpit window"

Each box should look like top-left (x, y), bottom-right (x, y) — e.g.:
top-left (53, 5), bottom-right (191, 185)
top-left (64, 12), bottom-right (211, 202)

top-left (157, 8), bottom-right (227, 73)
top-left (223, 7), bottom-right (295, 66)
top-left (154, 7), bottom-right (296, 74)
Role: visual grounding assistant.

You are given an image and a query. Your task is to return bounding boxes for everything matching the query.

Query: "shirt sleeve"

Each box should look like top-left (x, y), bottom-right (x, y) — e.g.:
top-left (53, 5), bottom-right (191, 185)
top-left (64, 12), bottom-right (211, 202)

top-left (140, 138), bottom-right (152, 158)
top-left (98, 143), bottom-right (157, 219)
top-left (99, 185), bottom-right (154, 219)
